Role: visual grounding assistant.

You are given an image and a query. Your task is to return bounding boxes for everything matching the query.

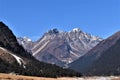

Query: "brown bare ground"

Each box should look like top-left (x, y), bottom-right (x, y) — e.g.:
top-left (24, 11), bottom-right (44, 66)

top-left (0, 73), bottom-right (120, 80)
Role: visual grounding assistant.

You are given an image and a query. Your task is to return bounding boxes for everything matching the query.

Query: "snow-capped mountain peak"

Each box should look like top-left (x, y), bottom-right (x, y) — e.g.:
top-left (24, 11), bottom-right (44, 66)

top-left (72, 28), bottom-right (81, 32)
top-left (29, 28), bottom-right (102, 67)
top-left (17, 28), bottom-right (103, 67)
top-left (17, 37), bottom-right (33, 53)
top-left (23, 36), bottom-right (32, 42)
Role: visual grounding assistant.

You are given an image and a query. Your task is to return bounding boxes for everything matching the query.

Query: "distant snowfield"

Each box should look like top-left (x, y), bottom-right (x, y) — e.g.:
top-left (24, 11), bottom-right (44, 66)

top-left (0, 73), bottom-right (120, 80)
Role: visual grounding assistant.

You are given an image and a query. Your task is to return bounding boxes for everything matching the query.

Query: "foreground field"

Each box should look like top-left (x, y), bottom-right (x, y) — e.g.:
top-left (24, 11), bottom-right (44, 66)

top-left (0, 73), bottom-right (120, 80)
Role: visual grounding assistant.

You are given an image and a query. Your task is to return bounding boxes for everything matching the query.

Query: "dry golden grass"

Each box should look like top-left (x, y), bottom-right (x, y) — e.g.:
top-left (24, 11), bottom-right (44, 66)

top-left (0, 73), bottom-right (56, 80)
top-left (0, 73), bottom-right (120, 80)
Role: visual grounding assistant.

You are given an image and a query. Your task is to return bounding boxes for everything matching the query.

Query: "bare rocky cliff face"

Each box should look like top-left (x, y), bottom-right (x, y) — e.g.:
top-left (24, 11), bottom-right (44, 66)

top-left (18, 28), bottom-right (102, 67)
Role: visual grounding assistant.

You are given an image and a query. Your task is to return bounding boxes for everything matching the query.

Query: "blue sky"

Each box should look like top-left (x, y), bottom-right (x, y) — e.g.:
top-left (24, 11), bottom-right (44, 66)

top-left (0, 0), bottom-right (120, 40)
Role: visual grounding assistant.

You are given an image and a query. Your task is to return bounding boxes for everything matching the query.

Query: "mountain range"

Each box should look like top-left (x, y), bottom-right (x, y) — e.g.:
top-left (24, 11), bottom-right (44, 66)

top-left (17, 28), bottom-right (102, 67)
top-left (1, 21), bottom-right (120, 77)
top-left (69, 31), bottom-right (120, 76)
top-left (17, 26), bottom-right (120, 76)
top-left (0, 22), bottom-right (81, 77)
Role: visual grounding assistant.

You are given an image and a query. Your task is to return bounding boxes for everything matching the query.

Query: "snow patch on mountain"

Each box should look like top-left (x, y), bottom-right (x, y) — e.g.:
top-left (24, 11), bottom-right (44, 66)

top-left (17, 37), bottom-right (33, 53)
top-left (72, 28), bottom-right (81, 32)
top-left (0, 47), bottom-right (26, 68)
top-left (70, 50), bottom-right (79, 57)
top-left (10, 53), bottom-right (26, 68)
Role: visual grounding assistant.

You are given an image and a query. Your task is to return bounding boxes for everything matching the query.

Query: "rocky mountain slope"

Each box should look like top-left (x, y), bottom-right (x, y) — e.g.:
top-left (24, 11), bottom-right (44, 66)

top-left (0, 22), bottom-right (81, 77)
top-left (18, 28), bottom-right (102, 67)
top-left (69, 31), bottom-right (120, 76)
top-left (17, 37), bottom-right (33, 53)
top-left (0, 22), bottom-right (24, 55)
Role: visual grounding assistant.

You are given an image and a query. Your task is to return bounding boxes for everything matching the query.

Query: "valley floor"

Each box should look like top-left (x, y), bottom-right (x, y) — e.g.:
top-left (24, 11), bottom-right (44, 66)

top-left (0, 73), bottom-right (120, 80)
